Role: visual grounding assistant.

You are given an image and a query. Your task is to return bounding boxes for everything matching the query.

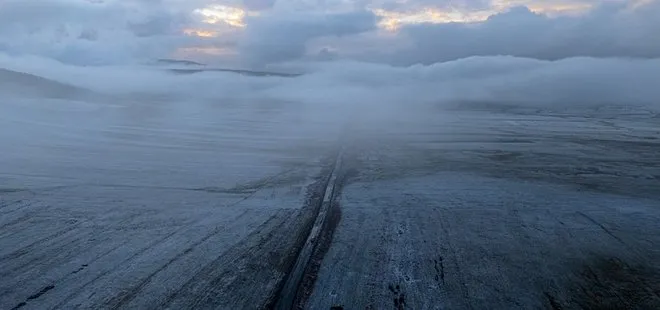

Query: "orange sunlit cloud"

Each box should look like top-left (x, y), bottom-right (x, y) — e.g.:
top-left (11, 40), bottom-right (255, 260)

top-left (186, 1), bottom-right (623, 36)
top-left (184, 5), bottom-right (258, 38)
top-left (194, 5), bottom-right (248, 28)
top-left (183, 29), bottom-right (218, 37)
top-left (372, 1), bottom-right (605, 32)
top-left (372, 8), bottom-right (493, 31)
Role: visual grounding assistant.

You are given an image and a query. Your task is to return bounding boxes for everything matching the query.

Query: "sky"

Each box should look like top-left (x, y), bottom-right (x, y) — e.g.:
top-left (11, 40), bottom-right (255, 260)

top-left (0, 0), bottom-right (658, 68)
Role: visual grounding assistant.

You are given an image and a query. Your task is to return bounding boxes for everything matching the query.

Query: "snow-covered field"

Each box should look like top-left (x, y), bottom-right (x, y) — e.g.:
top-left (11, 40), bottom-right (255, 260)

top-left (306, 107), bottom-right (660, 309)
top-left (0, 67), bottom-right (339, 309)
top-left (1, 59), bottom-right (659, 309)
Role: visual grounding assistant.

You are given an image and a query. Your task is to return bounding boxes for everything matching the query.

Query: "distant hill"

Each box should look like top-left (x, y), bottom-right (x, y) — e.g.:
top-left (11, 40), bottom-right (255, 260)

top-left (167, 68), bottom-right (301, 77)
top-left (0, 68), bottom-right (93, 99)
top-left (155, 59), bottom-right (206, 66)
top-left (152, 59), bottom-right (300, 77)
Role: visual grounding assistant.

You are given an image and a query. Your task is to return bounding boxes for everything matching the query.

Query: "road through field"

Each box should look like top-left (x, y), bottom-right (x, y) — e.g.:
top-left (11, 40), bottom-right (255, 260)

top-left (0, 92), bottom-right (343, 309)
top-left (2, 86), bottom-right (659, 309)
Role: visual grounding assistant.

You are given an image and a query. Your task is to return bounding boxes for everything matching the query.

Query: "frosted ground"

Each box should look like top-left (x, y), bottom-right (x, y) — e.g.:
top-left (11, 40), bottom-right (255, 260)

top-left (1, 56), bottom-right (659, 309)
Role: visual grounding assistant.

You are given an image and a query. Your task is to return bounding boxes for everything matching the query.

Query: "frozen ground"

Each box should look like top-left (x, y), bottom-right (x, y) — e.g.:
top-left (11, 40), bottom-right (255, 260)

top-left (305, 107), bottom-right (660, 309)
top-left (0, 71), bottom-right (340, 309)
top-left (1, 67), bottom-right (660, 309)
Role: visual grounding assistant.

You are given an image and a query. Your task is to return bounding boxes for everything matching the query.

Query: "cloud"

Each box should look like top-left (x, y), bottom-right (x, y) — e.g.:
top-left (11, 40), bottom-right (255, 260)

top-left (376, 0), bottom-right (492, 12)
top-left (372, 1), bottom-right (660, 65)
top-left (0, 0), bottom-right (658, 67)
top-left (243, 0), bottom-right (277, 11)
top-left (128, 11), bottom-right (189, 38)
top-left (238, 10), bottom-right (378, 67)
top-left (3, 52), bottom-right (659, 112)
top-left (1, 53), bottom-right (659, 178)
top-left (0, 0), bottom-right (200, 64)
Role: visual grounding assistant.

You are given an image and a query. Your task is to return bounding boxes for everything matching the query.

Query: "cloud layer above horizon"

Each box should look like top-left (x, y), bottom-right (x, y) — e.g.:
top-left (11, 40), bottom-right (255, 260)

top-left (0, 0), bottom-right (658, 67)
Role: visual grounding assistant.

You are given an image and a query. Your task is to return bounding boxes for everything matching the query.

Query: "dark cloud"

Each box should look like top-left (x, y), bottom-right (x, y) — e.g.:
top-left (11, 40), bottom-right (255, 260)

top-left (316, 47), bottom-right (339, 61)
top-left (238, 10), bottom-right (378, 67)
top-left (376, 0), bottom-right (491, 12)
top-left (128, 12), bottom-right (190, 37)
top-left (243, 0), bottom-right (277, 11)
top-left (0, 0), bottom-right (197, 64)
top-left (380, 2), bottom-right (660, 65)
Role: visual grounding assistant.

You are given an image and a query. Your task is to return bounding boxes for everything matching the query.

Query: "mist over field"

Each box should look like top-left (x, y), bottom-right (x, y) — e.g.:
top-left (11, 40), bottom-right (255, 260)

top-left (2, 54), bottom-right (659, 116)
top-left (2, 1), bottom-right (660, 309)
